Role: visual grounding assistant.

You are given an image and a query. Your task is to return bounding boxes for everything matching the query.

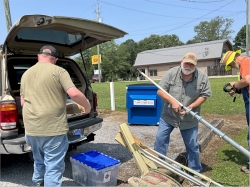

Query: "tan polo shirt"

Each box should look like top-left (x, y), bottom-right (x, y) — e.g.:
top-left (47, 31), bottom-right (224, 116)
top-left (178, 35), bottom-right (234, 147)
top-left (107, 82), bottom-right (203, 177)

top-left (20, 62), bottom-right (75, 136)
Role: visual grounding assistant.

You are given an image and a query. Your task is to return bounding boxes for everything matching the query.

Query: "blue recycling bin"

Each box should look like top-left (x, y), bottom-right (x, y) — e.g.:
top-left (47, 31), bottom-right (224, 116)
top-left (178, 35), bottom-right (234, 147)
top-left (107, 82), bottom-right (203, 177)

top-left (126, 83), bottom-right (162, 125)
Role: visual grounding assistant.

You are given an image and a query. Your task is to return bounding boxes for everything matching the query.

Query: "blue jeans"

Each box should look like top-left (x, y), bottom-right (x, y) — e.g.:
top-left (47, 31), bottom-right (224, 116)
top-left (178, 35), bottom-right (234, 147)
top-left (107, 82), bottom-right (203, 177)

top-left (154, 118), bottom-right (202, 172)
top-left (241, 87), bottom-right (250, 167)
top-left (25, 134), bottom-right (69, 186)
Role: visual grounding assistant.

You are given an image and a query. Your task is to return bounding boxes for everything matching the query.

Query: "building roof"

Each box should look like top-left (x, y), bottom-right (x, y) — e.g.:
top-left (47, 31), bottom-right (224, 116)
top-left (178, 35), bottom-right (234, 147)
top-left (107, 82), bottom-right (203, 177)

top-left (134, 39), bottom-right (233, 67)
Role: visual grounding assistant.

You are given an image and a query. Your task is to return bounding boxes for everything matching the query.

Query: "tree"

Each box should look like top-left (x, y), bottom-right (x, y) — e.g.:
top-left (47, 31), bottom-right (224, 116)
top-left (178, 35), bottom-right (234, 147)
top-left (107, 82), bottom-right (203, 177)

top-left (233, 25), bottom-right (250, 52)
top-left (137, 34), bottom-right (161, 52)
top-left (160, 34), bottom-right (184, 48)
top-left (187, 16), bottom-right (234, 44)
top-left (74, 48), bottom-right (93, 80)
top-left (115, 44), bottom-right (133, 80)
top-left (186, 39), bottom-right (198, 45)
top-left (117, 39), bottom-right (138, 80)
top-left (137, 34), bottom-right (184, 53)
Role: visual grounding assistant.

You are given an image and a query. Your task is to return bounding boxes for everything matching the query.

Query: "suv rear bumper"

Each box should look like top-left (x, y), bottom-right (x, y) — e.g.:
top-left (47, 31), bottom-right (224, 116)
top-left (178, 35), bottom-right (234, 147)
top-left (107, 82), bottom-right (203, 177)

top-left (2, 134), bottom-right (31, 154)
top-left (68, 117), bottom-right (103, 144)
top-left (1, 117), bottom-right (103, 154)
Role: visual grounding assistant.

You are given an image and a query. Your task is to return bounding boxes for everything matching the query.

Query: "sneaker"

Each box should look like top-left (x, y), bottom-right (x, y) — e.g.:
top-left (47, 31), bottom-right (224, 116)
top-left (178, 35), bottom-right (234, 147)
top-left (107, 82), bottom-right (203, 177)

top-left (241, 166), bottom-right (250, 174)
top-left (36, 181), bottom-right (44, 186)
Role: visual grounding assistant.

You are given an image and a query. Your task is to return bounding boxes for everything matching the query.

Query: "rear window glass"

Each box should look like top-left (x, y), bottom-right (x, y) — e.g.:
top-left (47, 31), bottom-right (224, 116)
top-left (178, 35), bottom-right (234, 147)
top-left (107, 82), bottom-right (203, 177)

top-left (16, 28), bottom-right (82, 46)
top-left (8, 60), bottom-right (81, 96)
top-left (14, 66), bottom-right (29, 84)
top-left (57, 61), bottom-right (82, 86)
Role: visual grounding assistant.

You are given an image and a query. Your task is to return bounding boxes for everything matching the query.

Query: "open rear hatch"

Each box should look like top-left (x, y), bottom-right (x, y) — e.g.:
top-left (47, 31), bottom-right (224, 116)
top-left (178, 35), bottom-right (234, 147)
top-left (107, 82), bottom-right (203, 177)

top-left (3, 14), bottom-right (127, 57)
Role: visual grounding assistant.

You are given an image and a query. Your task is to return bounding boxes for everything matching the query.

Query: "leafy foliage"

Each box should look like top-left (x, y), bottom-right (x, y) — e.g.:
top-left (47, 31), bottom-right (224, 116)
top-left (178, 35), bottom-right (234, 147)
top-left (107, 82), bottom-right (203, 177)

top-left (233, 25), bottom-right (250, 52)
top-left (187, 16), bottom-right (234, 44)
top-left (137, 34), bottom-right (184, 52)
top-left (73, 16), bottom-right (236, 81)
top-left (74, 48), bottom-right (93, 80)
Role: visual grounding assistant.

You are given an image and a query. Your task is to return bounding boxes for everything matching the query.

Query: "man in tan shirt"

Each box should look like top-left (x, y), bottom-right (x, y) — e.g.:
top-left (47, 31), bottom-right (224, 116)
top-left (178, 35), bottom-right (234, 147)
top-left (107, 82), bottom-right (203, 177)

top-left (20, 45), bottom-right (90, 186)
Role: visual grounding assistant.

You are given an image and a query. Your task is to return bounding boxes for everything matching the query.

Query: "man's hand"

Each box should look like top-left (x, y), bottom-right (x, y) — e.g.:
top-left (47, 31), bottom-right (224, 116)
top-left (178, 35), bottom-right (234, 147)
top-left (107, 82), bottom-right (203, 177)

top-left (171, 101), bottom-right (181, 113)
top-left (179, 106), bottom-right (192, 116)
top-left (77, 104), bottom-right (86, 114)
top-left (179, 108), bottom-right (186, 116)
top-left (229, 82), bottom-right (237, 96)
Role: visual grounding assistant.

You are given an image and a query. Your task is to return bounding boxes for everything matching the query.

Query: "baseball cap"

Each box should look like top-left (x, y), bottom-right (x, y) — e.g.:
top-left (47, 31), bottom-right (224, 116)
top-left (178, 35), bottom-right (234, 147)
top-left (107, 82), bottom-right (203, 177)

top-left (39, 45), bottom-right (57, 57)
top-left (182, 52), bottom-right (198, 65)
top-left (221, 50), bottom-right (241, 71)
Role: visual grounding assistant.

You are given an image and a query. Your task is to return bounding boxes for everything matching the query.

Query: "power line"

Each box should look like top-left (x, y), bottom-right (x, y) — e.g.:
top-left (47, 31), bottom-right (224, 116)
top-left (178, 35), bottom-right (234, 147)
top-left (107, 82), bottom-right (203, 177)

top-left (109, 0), bottom-right (238, 58)
top-left (98, 0), bottom-right (243, 33)
top-left (181, 0), bottom-right (228, 3)
top-left (145, 0), bottom-right (242, 12)
top-left (98, 0), bottom-right (221, 20)
top-left (159, 0), bottom-right (236, 36)
top-left (117, 0), bottom-right (237, 56)
top-left (127, 11), bottom-right (244, 34)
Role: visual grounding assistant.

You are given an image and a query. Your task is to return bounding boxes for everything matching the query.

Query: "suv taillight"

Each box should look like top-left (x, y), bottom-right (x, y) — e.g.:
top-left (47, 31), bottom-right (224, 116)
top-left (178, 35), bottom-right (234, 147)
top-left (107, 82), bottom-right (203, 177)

top-left (93, 93), bottom-right (98, 112)
top-left (0, 103), bottom-right (18, 130)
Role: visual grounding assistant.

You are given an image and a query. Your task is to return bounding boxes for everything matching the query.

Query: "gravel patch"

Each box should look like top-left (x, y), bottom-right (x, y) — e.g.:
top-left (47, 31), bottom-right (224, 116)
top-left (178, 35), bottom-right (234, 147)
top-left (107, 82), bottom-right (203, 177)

top-left (0, 110), bottom-right (207, 186)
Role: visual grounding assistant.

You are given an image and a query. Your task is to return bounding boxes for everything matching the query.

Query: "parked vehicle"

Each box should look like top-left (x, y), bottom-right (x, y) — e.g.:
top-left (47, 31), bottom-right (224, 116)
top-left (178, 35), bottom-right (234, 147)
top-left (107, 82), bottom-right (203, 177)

top-left (0, 15), bottom-right (127, 154)
top-left (92, 74), bottom-right (104, 83)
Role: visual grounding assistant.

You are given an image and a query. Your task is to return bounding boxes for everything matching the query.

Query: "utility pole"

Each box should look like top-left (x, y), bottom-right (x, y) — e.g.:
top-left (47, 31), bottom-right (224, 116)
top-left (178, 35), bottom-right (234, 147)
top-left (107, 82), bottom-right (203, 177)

top-left (246, 0), bottom-right (249, 56)
top-left (95, 3), bottom-right (102, 83)
top-left (3, 0), bottom-right (12, 32)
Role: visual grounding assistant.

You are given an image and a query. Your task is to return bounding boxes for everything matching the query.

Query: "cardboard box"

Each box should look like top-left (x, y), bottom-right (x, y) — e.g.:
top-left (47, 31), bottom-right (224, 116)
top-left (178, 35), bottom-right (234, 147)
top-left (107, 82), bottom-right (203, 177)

top-left (70, 150), bottom-right (120, 186)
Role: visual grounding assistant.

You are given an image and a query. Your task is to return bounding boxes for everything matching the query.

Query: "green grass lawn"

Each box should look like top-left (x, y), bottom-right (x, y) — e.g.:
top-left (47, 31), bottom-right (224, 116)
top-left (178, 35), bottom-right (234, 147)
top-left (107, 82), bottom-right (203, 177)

top-left (92, 77), bottom-right (244, 116)
top-left (91, 76), bottom-right (249, 186)
top-left (212, 129), bottom-right (249, 186)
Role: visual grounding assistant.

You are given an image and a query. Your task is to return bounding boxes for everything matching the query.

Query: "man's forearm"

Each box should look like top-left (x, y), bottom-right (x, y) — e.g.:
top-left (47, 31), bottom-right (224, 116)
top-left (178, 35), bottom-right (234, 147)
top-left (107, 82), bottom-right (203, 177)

top-left (188, 97), bottom-right (206, 109)
top-left (71, 94), bottom-right (91, 113)
top-left (233, 75), bottom-right (250, 89)
top-left (20, 96), bottom-right (24, 107)
top-left (157, 89), bottom-right (177, 105)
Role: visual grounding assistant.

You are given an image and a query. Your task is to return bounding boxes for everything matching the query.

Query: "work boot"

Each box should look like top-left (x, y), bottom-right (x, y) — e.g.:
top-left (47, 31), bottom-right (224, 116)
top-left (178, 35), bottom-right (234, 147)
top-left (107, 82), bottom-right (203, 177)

top-left (240, 166), bottom-right (250, 174)
top-left (36, 181), bottom-right (44, 186)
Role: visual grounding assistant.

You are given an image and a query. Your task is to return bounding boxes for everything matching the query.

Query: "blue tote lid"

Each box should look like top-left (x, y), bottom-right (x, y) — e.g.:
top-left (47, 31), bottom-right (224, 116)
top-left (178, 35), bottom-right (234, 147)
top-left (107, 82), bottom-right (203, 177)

top-left (71, 150), bottom-right (120, 171)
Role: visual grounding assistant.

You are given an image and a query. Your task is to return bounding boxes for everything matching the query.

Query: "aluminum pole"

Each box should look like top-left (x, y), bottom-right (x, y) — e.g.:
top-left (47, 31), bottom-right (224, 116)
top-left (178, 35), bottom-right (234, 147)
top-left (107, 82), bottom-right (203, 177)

top-left (137, 69), bottom-right (250, 158)
top-left (3, 0), bottom-right (12, 32)
top-left (97, 45), bottom-right (101, 83)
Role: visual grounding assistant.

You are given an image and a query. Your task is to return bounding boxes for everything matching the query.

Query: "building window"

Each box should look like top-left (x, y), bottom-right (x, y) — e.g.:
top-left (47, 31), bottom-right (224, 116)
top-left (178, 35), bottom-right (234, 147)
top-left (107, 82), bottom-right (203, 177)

top-left (149, 69), bottom-right (157, 76)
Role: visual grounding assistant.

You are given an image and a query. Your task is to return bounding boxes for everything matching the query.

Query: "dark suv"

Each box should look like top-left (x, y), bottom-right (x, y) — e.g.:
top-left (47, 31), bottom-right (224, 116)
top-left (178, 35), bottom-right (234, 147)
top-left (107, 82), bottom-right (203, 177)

top-left (92, 74), bottom-right (104, 83)
top-left (0, 15), bottom-right (126, 154)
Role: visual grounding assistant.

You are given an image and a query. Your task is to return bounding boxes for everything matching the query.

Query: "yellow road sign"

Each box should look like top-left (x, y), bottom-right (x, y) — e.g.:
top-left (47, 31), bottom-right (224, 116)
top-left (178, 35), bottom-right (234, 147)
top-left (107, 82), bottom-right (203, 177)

top-left (91, 55), bottom-right (102, 64)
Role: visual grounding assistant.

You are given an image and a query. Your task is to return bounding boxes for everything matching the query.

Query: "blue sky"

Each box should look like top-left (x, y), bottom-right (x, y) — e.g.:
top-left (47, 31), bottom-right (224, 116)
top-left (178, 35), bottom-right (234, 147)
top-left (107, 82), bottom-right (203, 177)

top-left (0, 0), bottom-right (247, 46)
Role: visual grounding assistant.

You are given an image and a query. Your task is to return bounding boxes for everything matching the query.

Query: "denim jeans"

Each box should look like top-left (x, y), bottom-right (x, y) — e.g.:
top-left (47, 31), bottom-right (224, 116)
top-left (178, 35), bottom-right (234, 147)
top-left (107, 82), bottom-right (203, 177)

top-left (25, 134), bottom-right (69, 186)
top-left (241, 87), bottom-right (250, 167)
top-left (154, 118), bottom-right (202, 172)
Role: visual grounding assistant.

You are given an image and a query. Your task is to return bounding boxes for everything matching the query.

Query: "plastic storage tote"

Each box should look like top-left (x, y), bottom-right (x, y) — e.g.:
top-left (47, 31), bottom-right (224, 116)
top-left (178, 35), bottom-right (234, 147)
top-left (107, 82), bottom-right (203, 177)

top-left (70, 150), bottom-right (121, 186)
